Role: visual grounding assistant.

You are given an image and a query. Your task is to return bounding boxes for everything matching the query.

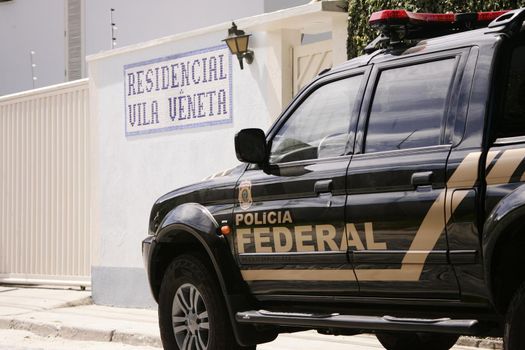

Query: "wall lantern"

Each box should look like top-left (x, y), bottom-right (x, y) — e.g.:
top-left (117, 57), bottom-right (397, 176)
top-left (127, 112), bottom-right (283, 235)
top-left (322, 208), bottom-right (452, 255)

top-left (223, 22), bottom-right (254, 70)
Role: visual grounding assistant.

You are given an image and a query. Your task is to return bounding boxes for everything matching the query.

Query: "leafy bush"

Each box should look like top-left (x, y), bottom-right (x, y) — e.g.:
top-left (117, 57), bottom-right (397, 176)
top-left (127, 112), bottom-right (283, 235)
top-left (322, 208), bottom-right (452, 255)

top-left (347, 0), bottom-right (525, 58)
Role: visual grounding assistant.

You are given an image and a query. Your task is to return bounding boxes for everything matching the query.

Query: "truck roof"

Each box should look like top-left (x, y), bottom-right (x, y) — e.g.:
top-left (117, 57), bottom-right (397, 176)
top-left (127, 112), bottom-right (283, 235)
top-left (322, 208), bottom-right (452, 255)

top-left (331, 27), bottom-right (501, 75)
top-left (330, 8), bottom-right (525, 75)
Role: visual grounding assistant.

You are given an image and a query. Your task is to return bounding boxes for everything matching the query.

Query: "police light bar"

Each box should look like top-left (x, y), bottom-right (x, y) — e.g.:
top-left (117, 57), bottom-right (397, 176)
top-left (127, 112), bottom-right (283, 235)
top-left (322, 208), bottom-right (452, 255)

top-left (365, 9), bottom-right (513, 54)
top-left (370, 9), bottom-right (510, 28)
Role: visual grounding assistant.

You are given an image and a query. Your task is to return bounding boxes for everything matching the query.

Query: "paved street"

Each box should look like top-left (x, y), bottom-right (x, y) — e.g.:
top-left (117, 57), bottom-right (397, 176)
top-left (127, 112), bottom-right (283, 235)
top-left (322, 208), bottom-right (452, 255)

top-left (0, 328), bottom-right (482, 350)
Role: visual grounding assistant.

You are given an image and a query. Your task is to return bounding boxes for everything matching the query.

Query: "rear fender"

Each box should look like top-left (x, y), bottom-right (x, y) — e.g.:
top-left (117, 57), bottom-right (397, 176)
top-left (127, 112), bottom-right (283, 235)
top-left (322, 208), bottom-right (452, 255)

top-left (483, 185), bottom-right (525, 306)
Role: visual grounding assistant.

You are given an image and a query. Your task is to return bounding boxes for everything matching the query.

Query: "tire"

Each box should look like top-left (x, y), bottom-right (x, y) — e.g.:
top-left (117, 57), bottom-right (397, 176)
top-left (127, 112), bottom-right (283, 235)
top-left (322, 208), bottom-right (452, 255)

top-left (504, 282), bottom-right (525, 350)
top-left (158, 254), bottom-right (255, 350)
top-left (376, 332), bottom-right (459, 350)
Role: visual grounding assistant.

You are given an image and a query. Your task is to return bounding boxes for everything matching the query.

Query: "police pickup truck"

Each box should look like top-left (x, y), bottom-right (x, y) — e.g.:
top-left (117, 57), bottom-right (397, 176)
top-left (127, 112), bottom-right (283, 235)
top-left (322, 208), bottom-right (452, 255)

top-left (142, 8), bottom-right (525, 350)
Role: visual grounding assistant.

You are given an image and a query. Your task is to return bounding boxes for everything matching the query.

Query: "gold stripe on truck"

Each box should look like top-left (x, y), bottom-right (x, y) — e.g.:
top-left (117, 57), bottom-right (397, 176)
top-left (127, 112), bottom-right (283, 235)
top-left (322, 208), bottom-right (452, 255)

top-left (357, 152), bottom-right (481, 281)
top-left (486, 148), bottom-right (525, 185)
top-left (241, 269), bottom-right (357, 281)
top-left (240, 148), bottom-right (525, 282)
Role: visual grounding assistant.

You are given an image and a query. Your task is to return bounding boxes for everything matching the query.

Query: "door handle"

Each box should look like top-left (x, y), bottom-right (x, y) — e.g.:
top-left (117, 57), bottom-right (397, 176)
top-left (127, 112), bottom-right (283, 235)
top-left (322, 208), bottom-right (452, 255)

top-left (411, 171), bottom-right (434, 187)
top-left (314, 179), bottom-right (333, 194)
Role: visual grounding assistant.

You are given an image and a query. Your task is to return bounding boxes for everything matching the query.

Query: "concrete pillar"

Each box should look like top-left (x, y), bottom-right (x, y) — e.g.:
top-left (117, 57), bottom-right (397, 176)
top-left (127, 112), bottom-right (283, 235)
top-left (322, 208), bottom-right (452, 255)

top-left (331, 15), bottom-right (348, 65)
top-left (264, 28), bottom-right (302, 120)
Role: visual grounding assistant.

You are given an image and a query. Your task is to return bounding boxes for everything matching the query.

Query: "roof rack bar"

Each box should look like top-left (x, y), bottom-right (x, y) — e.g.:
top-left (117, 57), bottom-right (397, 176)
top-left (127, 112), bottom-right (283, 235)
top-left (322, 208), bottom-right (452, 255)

top-left (364, 34), bottom-right (389, 54)
top-left (488, 8), bottom-right (525, 28)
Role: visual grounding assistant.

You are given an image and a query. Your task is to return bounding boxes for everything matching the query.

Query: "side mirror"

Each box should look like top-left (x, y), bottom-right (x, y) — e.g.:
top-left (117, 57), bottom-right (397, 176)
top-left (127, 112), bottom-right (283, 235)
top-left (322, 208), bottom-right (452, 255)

top-left (235, 128), bottom-right (268, 164)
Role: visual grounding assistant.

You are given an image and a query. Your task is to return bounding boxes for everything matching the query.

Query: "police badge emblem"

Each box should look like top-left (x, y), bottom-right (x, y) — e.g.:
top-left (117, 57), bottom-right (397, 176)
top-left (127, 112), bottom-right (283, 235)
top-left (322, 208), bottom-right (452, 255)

top-left (238, 180), bottom-right (253, 211)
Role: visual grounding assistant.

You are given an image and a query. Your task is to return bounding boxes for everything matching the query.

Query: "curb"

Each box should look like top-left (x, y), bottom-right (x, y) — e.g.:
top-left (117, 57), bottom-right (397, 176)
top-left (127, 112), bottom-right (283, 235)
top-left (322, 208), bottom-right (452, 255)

top-left (0, 316), bottom-right (503, 349)
top-left (458, 336), bottom-right (503, 350)
top-left (0, 316), bottom-right (162, 348)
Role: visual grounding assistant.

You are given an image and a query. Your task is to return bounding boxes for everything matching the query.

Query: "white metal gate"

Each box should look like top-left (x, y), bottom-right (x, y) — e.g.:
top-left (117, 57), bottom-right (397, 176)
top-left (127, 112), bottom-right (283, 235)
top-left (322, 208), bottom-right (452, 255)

top-left (0, 79), bottom-right (91, 286)
top-left (293, 40), bottom-right (333, 96)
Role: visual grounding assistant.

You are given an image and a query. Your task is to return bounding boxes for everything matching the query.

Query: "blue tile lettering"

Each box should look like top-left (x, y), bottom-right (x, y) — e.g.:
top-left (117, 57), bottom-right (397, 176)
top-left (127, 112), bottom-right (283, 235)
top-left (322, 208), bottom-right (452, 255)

top-left (124, 45), bottom-right (233, 136)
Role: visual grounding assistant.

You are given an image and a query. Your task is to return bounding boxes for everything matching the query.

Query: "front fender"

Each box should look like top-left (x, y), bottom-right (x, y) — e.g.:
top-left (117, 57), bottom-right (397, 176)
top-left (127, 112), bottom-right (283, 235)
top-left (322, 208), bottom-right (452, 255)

top-left (483, 185), bottom-right (525, 303)
top-left (158, 202), bottom-right (219, 237)
top-left (155, 203), bottom-right (247, 297)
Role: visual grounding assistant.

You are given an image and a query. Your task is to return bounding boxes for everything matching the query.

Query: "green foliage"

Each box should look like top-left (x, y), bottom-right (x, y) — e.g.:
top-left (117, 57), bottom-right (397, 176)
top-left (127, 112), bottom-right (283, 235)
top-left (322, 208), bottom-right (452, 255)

top-left (347, 0), bottom-right (525, 58)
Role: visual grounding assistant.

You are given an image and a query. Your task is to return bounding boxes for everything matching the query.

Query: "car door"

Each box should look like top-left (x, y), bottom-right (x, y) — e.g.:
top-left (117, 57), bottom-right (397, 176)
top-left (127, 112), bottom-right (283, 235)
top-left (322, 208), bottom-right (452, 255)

top-left (347, 50), bottom-right (470, 299)
top-left (233, 68), bottom-right (369, 297)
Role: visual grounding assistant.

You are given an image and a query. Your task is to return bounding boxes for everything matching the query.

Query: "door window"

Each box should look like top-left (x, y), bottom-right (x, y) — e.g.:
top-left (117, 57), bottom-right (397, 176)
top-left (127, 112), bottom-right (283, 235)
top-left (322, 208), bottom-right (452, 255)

top-left (496, 45), bottom-right (525, 138)
top-left (269, 75), bottom-right (363, 163)
top-left (365, 59), bottom-right (457, 153)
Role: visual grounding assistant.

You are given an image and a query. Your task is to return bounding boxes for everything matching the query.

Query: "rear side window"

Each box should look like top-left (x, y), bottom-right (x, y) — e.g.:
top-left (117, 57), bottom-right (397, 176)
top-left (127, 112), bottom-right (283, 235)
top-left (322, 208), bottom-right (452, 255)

top-left (365, 59), bottom-right (457, 153)
top-left (497, 46), bottom-right (525, 138)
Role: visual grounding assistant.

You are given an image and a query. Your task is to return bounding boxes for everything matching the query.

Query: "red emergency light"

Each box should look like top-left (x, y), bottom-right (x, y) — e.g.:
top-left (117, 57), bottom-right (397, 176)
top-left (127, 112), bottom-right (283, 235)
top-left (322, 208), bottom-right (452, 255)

top-left (369, 10), bottom-right (455, 25)
top-left (477, 10), bottom-right (511, 22)
top-left (370, 9), bottom-right (510, 28)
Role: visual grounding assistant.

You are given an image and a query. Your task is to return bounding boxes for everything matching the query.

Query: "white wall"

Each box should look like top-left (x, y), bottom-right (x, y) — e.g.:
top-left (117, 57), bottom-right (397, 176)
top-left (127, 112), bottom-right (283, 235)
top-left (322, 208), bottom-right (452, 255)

top-left (88, 27), bottom-right (276, 307)
top-left (0, 0), bottom-right (66, 95)
top-left (85, 0), bottom-right (269, 55)
top-left (264, 0), bottom-right (311, 13)
top-left (87, 1), bottom-right (347, 307)
top-left (0, 0), bottom-right (310, 96)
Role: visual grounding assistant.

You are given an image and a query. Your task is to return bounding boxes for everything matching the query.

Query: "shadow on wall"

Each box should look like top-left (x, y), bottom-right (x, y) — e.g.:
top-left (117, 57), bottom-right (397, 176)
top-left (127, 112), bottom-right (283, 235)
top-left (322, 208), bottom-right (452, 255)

top-left (251, 35), bottom-right (282, 122)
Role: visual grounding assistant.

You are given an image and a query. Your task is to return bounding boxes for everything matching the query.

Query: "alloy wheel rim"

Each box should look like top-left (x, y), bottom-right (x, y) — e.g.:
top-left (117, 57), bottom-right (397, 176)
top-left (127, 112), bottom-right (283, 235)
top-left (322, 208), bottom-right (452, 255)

top-left (172, 283), bottom-right (209, 350)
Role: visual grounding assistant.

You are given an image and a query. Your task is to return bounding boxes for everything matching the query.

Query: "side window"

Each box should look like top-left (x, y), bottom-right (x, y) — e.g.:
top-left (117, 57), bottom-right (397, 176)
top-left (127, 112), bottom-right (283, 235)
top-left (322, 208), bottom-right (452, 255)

top-left (269, 75), bottom-right (363, 163)
top-left (497, 46), bottom-right (525, 138)
top-left (365, 58), bottom-right (457, 153)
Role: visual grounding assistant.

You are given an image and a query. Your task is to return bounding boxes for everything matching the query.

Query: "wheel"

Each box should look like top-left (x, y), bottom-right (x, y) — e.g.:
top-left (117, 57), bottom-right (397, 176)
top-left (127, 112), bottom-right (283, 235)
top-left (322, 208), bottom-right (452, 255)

top-left (504, 282), bottom-right (525, 350)
top-left (376, 332), bottom-right (459, 350)
top-left (158, 254), bottom-right (255, 350)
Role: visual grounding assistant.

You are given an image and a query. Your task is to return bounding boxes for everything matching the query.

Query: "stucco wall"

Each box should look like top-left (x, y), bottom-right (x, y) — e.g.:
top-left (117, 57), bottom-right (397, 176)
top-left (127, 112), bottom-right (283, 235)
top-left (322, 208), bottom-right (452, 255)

top-left (85, 0), bottom-right (267, 55)
top-left (88, 27), bottom-right (275, 307)
top-left (0, 0), bottom-right (310, 96)
top-left (0, 0), bottom-right (65, 95)
top-left (87, 0), bottom-right (347, 308)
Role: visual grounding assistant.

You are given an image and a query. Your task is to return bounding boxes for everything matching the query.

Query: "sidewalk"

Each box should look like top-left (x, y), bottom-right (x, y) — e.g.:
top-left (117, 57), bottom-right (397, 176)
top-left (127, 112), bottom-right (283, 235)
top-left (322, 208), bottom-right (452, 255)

top-left (0, 286), bottom-right (161, 347)
top-left (0, 285), bottom-right (503, 349)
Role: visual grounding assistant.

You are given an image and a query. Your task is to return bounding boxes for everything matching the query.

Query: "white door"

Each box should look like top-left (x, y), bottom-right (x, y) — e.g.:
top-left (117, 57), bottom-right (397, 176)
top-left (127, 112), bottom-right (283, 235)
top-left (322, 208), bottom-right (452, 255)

top-left (293, 40), bottom-right (333, 96)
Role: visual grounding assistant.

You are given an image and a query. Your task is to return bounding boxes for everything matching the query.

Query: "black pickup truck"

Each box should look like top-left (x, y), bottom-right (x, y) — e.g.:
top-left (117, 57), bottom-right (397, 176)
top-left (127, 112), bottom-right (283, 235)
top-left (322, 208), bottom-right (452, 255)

top-left (142, 8), bottom-right (525, 350)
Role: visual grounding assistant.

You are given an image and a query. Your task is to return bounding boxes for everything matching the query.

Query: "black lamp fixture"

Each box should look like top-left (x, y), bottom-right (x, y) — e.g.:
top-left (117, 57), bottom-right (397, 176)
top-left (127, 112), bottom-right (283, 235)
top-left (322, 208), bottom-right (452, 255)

top-left (223, 22), bottom-right (254, 70)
